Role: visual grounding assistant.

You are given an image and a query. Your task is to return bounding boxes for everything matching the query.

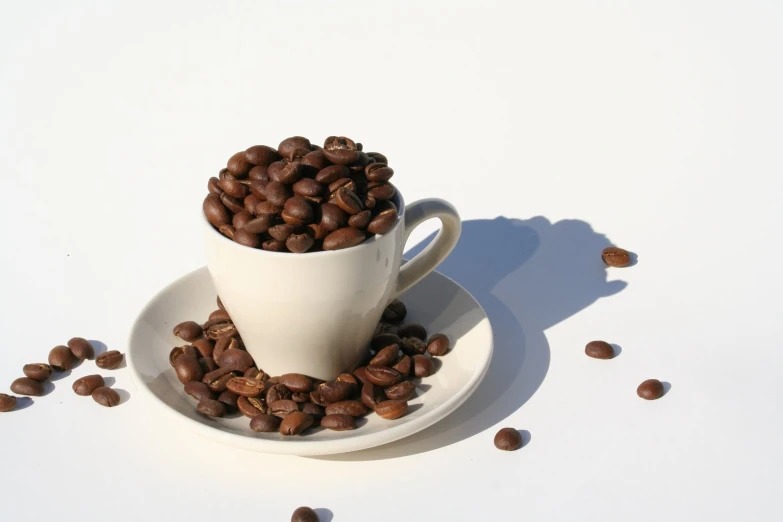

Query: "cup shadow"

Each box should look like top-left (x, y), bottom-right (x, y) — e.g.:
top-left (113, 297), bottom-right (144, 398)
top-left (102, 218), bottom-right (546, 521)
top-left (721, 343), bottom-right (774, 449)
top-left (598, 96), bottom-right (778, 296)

top-left (315, 216), bottom-right (627, 461)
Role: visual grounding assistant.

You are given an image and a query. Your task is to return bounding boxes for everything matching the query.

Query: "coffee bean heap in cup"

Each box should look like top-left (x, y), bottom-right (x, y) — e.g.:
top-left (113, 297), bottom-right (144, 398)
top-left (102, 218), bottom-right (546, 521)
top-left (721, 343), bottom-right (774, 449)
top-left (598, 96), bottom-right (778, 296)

top-left (171, 297), bottom-right (450, 435)
top-left (204, 136), bottom-right (400, 253)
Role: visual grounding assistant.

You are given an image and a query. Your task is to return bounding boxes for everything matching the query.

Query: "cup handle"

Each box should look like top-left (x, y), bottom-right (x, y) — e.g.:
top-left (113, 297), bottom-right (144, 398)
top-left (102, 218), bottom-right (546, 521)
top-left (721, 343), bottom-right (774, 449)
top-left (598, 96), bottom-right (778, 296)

top-left (394, 198), bottom-right (461, 298)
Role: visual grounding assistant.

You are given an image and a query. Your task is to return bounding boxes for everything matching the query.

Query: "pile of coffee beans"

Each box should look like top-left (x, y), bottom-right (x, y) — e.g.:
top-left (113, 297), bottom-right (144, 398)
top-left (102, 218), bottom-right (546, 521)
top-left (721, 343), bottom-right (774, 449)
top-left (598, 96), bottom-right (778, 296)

top-left (171, 297), bottom-right (450, 436)
top-left (204, 136), bottom-right (400, 253)
top-left (1, 337), bottom-right (125, 412)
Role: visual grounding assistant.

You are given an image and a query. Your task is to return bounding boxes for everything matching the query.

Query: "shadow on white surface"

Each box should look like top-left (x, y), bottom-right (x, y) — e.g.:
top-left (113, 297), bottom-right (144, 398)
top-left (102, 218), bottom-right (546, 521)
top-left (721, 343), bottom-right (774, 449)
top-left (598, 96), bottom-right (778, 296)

top-left (314, 508), bottom-right (334, 522)
top-left (88, 340), bottom-right (110, 357)
top-left (316, 216), bottom-right (626, 460)
top-left (115, 388), bottom-right (131, 405)
top-left (9, 396), bottom-right (34, 412)
top-left (661, 381), bottom-right (672, 396)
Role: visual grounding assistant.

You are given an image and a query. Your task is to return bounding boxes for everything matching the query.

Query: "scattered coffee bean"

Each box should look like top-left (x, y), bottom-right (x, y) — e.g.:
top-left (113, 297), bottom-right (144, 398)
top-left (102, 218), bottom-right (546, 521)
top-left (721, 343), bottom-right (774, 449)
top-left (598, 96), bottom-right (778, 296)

top-left (218, 349), bottom-right (254, 373)
top-left (92, 387), bottom-right (120, 407)
top-left (360, 382), bottom-right (385, 411)
top-left (67, 337), bottom-right (94, 360)
top-left (585, 340), bottom-right (614, 359)
top-left (401, 337), bottom-right (427, 355)
top-left (185, 381), bottom-right (217, 402)
top-left (291, 506), bottom-right (320, 522)
top-left (601, 246), bottom-right (631, 267)
top-left (382, 300), bottom-right (407, 323)
top-left (226, 377), bottom-right (265, 397)
top-left (48, 345), bottom-right (76, 371)
top-left (637, 379), bottom-right (665, 400)
top-left (321, 414), bottom-right (356, 431)
top-left (279, 373), bottom-right (313, 393)
top-left (250, 413), bottom-right (281, 432)
top-left (280, 411), bottom-right (314, 435)
top-left (23, 363), bottom-right (52, 381)
top-left (427, 334), bottom-right (450, 356)
top-left (269, 399), bottom-right (299, 418)
top-left (0, 394), bottom-right (16, 412)
top-left (96, 350), bottom-right (124, 369)
top-left (392, 355), bottom-right (411, 376)
top-left (384, 381), bottom-right (417, 401)
top-left (173, 321), bottom-right (203, 342)
top-left (494, 428), bottom-right (523, 451)
top-left (369, 344), bottom-right (400, 367)
top-left (375, 400), bottom-right (408, 420)
top-left (238, 396), bottom-right (266, 417)
top-left (318, 381), bottom-right (357, 403)
top-left (365, 366), bottom-right (404, 387)
top-left (197, 399), bottom-right (226, 417)
top-left (174, 354), bottom-right (204, 384)
top-left (412, 355), bottom-right (435, 377)
top-left (10, 377), bottom-right (44, 396)
top-left (72, 375), bottom-right (105, 396)
top-left (203, 367), bottom-right (235, 392)
top-left (324, 400), bottom-right (368, 417)
top-left (217, 390), bottom-right (239, 412)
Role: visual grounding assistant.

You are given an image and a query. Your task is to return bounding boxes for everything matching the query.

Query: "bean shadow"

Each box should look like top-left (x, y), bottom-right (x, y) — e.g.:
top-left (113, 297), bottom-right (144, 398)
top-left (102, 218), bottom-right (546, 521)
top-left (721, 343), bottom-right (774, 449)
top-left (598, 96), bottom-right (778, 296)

top-left (316, 216), bottom-right (626, 460)
top-left (88, 340), bottom-right (110, 357)
top-left (9, 397), bottom-right (34, 412)
top-left (661, 381), bottom-right (672, 396)
top-left (609, 343), bottom-right (623, 358)
top-left (314, 508), bottom-right (334, 522)
top-left (50, 370), bottom-right (72, 382)
top-left (103, 376), bottom-right (116, 387)
top-left (115, 388), bottom-right (131, 405)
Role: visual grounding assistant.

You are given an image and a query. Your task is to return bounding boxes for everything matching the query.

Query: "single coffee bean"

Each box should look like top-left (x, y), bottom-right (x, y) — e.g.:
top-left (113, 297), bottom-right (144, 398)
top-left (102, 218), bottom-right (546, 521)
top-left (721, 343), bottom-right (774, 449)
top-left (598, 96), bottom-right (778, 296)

top-left (326, 177), bottom-right (355, 195)
top-left (392, 355), bottom-right (412, 376)
top-left (318, 381), bottom-right (358, 403)
top-left (202, 316), bottom-right (232, 330)
top-left (323, 136), bottom-right (360, 164)
top-left (10, 377), bottom-right (44, 396)
top-left (185, 381), bottom-right (216, 402)
top-left (262, 239), bottom-right (288, 252)
top-left (365, 163), bottom-right (394, 182)
top-left (173, 321), bottom-right (203, 342)
top-left (243, 367), bottom-right (261, 379)
top-left (23, 363), bottom-right (53, 381)
top-left (336, 373), bottom-right (358, 385)
top-left (245, 214), bottom-right (274, 234)
top-left (353, 366), bottom-right (369, 384)
top-left (280, 411), bottom-right (314, 435)
top-left (218, 224), bottom-right (236, 240)
top-left (250, 413), bottom-right (281, 432)
top-left (427, 333), bottom-right (450, 356)
top-left (334, 187), bottom-right (364, 215)
top-left (637, 379), bottom-right (665, 400)
top-left (226, 377), bottom-right (265, 397)
top-left (0, 394), bottom-right (16, 412)
top-left (319, 203), bottom-right (348, 233)
top-left (398, 323), bottom-right (427, 341)
top-left (234, 229), bottom-right (261, 248)
top-left (364, 194), bottom-right (377, 210)
top-left (233, 211), bottom-right (253, 230)
top-left (203, 367), bottom-right (235, 392)
top-left (218, 349), bottom-right (254, 373)
top-left (48, 345), bottom-right (75, 371)
top-left (169, 346), bottom-right (186, 367)
top-left (315, 165), bottom-right (348, 185)
top-left (218, 178), bottom-right (248, 199)
top-left (208, 308), bottom-right (231, 322)
top-left (191, 338), bottom-right (215, 358)
top-left (96, 350), bottom-right (123, 369)
top-left (309, 389), bottom-right (327, 406)
top-left (175, 354), bottom-right (204, 384)
top-left (221, 192), bottom-right (246, 214)
top-left (238, 396), bottom-right (266, 417)
top-left (92, 387), bottom-right (121, 407)
top-left (248, 166), bottom-right (269, 182)
top-left (67, 337), bottom-right (94, 360)
top-left (249, 178), bottom-right (269, 200)
top-left (602, 246), bottom-right (631, 267)
top-left (269, 399), bottom-right (299, 418)
top-left (320, 413), bottom-right (356, 431)
top-left (282, 196), bottom-right (314, 225)
top-left (199, 356), bottom-right (217, 374)
top-left (401, 337), bottom-right (427, 355)
top-left (266, 383), bottom-right (292, 404)
top-left (367, 207), bottom-right (398, 235)
top-left (204, 193), bottom-right (231, 227)
top-left (289, 148), bottom-right (309, 161)
top-left (585, 340), bottom-right (614, 359)
top-left (72, 374), bottom-right (105, 396)
top-left (301, 403), bottom-right (325, 422)
top-left (213, 334), bottom-right (237, 365)
top-left (206, 322), bottom-right (237, 340)
top-left (265, 180), bottom-right (291, 208)
top-left (208, 176), bottom-right (222, 194)
top-left (376, 399), bottom-right (408, 420)
top-left (360, 382), bottom-right (385, 410)
top-left (273, 161), bottom-right (304, 184)
top-left (325, 400), bottom-right (368, 417)
top-left (197, 398), bottom-right (226, 417)
top-left (382, 300), bottom-right (407, 323)
top-left (293, 178), bottom-right (324, 199)
top-left (494, 427), bottom-right (523, 451)
top-left (227, 151), bottom-right (252, 177)
top-left (268, 223), bottom-right (297, 241)
top-left (286, 232), bottom-right (315, 253)
top-left (348, 209), bottom-right (371, 229)
top-left (291, 506), bottom-right (320, 522)
top-left (301, 150), bottom-right (329, 170)
top-left (278, 137), bottom-right (312, 161)
top-left (370, 344), bottom-right (401, 367)
top-left (365, 366), bottom-right (404, 387)
top-left (278, 373), bottom-right (313, 393)
top-left (323, 227), bottom-right (366, 251)
top-left (368, 181), bottom-right (396, 200)
top-left (349, 151), bottom-right (370, 171)
top-left (367, 152), bottom-right (388, 164)
top-left (218, 390), bottom-right (239, 412)
top-left (245, 144), bottom-right (280, 167)
top-left (244, 194), bottom-right (261, 214)
top-left (384, 381), bottom-right (417, 401)
top-left (267, 160), bottom-right (284, 182)
top-left (289, 391), bottom-right (308, 403)
top-left (412, 355), bottom-right (435, 377)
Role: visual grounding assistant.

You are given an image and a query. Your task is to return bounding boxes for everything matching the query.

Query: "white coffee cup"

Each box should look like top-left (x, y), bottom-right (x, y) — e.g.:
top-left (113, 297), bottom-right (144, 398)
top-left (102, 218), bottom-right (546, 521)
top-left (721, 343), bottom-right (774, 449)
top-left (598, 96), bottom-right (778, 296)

top-left (203, 193), bottom-right (461, 380)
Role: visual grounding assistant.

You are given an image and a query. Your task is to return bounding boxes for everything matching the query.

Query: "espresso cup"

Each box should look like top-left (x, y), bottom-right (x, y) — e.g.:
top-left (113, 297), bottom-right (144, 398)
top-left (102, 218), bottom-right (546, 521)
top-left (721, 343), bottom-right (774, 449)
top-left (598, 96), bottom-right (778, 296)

top-left (203, 192), bottom-right (461, 380)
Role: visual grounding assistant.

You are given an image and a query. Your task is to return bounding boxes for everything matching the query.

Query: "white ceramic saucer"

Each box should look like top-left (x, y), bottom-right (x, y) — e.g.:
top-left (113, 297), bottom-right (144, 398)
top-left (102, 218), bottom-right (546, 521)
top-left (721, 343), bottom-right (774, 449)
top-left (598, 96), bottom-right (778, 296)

top-left (127, 266), bottom-right (492, 456)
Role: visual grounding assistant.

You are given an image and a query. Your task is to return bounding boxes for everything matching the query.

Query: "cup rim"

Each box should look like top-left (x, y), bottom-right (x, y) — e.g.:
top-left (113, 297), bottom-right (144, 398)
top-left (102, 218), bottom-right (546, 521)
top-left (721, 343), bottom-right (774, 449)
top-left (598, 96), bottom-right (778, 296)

top-left (203, 190), bottom-right (406, 258)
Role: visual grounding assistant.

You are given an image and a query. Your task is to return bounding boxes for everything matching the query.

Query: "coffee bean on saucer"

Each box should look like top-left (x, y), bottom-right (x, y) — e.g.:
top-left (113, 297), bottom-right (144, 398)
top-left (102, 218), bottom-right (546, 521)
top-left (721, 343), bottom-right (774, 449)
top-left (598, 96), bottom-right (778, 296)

top-left (427, 334), bottom-right (450, 356)
top-left (412, 355), bottom-right (435, 377)
top-left (371, 333), bottom-right (401, 351)
top-left (175, 354), bottom-right (204, 384)
top-left (238, 396), bottom-right (266, 417)
top-left (185, 381), bottom-right (216, 402)
top-left (0, 394), bottom-right (16, 412)
top-left (382, 300), bottom-right (407, 323)
top-left (203, 367), bottom-right (235, 392)
top-left (250, 413), bottom-right (281, 432)
top-left (92, 387), bottom-right (121, 407)
top-left (96, 350), bottom-right (124, 369)
top-left (173, 321), bottom-right (203, 342)
top-left (266, 383), bottom-right (292, 404)
top-left (23, 363), bottom-right (53, 381)
top-left (353, 366), bottom-right (369, 385)
top-left (10, 377), bottom-right (44, 396)
top-left (280, 411), bottom-right (314, 435)
top-left (324, 400), bottom-right (368, 417)
top-left (72, 375), bottom-right (105, 396)
top-left (370, 344), bottom-right (400, 367)
top-left (318, 381), bottom-right (357, 403)
top-left (384, 381), bottom-right (416, 401)
top-left (637, 379), bottom-right (665, 400)
top-left (191, 338), bottom-right (215, 358)
top-left (601, 247), bottom-right (631, 267)
top-left (67, 337), bottom-right (94, 360)
top-left (48, 345), bottom-right (75, 371)
top-left (279, 374), bottom-right (313, 393)
top-left (226, 377), bottom-right (265, 397)
top-left (365, 366), bottom-right (403, 388)
top-left (585, 340), bottom-right (614, 359)
top-left (401, 337), bottom-right (426, 355)
top-left (269, 399), bottom-right (299, 418)
top-left (309, 389), bottom-right (327, 407)
top-left (336, 373), bottom-right (358, 385)
top-left (375, 399), bottom-right (408, 420)
top-left (218, 390), bottom-right (239, 412)
top-left (301, 403), bottom-right (325, 423)
top-left (398, 323), bottom-right (427, 341)
top-left (197, 399), bottom-right (226, 417)
top-left (321, 413), bottom-right (355, 431)
top-left (291, 506), bottom-right (320, 522)
top-left (360, 382), bottom-right (385, 411)
top-left (218, 349), bottom-right (254, 373)
top-left (392, 355), bottom-right (411, 376)
top-left (494, 428), bottom-right (523, 451)
top-left (199, 356), bottom-right (217, 374)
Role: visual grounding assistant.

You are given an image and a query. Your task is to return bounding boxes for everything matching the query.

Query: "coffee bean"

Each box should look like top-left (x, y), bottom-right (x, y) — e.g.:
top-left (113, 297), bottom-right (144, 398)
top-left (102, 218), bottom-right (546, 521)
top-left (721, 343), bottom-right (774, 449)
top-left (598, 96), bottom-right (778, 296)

top-left (349, 151), bottom-right (370, 172)
top-left (316, 165), bottom-right (349, 184)
top-left (209, 309), bottom-right (231, 323)
top-left (327, 177), bottom-right (356, 196)
top-left (370, 344), bottom-right (400, 367)
top-left (244, 194), bottom-right (261, 214)
top-left (175, 354), bottom-right (204, 384)
top-left (262, 239), bottom-right (288, 252)
top-left (206, 322), bottom-right (237, 340)
top-left (364, 194), bottom-right (376, 210)
top-left (248, 166), bottom-right (269, 181)
top-left (269, 223), bottom-right (297, 241)
top-left (233, 211), bottom-right (253, 230)
top-left (245, 214), bottom-right (274, 234)
top-left (213, 335), bottom-right (238, 365)
top-left (376, 399), bottom-right (408, 420)
top-left (278, 374), bottom-right (313, 393)
top-left (67, 337), bottom-right (94, 360)
top-left (218, 349), bottom-right (254, 373)
top-left (169, 346), bottom-right (185, 367)
top-left (287, 232), bottom-right (315, 253)
top-left (348, 210), bottom-right (371, 229)
top-left (10, 377), bottom-right (44, 396)
top-left (273, 161), bottom-right (304, 185)
top-left (325, 400), bottom-right (368, 417)
top-left (269, 399), bottom-right (299, 418)
top-left (427, 334), bottom-right (450, 356)
top-left (266, 383), bottom-right (292, 404)
top-left (226, 377), bottom-right (265, 397)
top-left (365, 163), bottom-right (394, 182)
top-left (367, 152), bottom-right (388, 163)
top-left (199, 356), bottom-right (217, 374)
top-left (323, 136), bottom-right (360, 165)
top-left (384, 381), bottom-right (416, 401)
top-left (301, 150), bottom-right (329, 170)
top-left (203, 367), bottom-right (235, 392)
top-left (360, 382), bottom-right (385, 410)
top-left (353, 366), bottom-right (369, 385)
top-left (585, 340), bottom-right (614, 359)
top-left (72, 374), bottom-right (105, 396)
top-left (218, 178), bottom-right (248, 199)
top-left (234, 229), bottom-right (261, 248)
top-left (293, 178), bottom-right (324, 199)
top-left (494, 428), bottom-right (523, 450)
top-left (637, 379), bottom-right (664, 400)
top-left (23, 363), bottom-right (52, 381)
top-left (291, 506), bottom-right (320, 522)
top-left (368, 181), bottom-right (396, 200)
top-left (173, 321), bottom-right (203, 342)
top-left (250, 413), bottom-right (281, 432)
top-left (401, 337), bottom-right (426, 355)
top-left (227, 151), bottom-right (252, 177)
top-left (243, 367), bottom-right (261, 379)
top-left (238, 396), bottom-right (266, 417)
top-left (319, 203), bottom-right (348, 233)
top-left (412, 355), bottom-right (435, 377)
top-left (301, 403), bottom-right (325, 422)
top-left (278, 137), bottom-right (312, 161)
top-left (398, 323), bottom-right (427, 341)
top-left (191, 338), bottom-right (215, 358)
top-left (0, 394), bottom-right (16, 412)
top-left (318, 381), bottom-right (358, 403)
top-left (245, 145), bottom-right (280, 167)
top-left (282, 196), bottom-right (314, 225)
top-left (280, 411), bottom-right (314, 435)
top-left (601, 246), bottom-right (631, 267)
top-left (382, 300), bottom-right (407, 323)
top-left (96, 350), bottom-right (123, 369)
top-left (48, 345), bottom-right (75, 371)
top-left (309, 389), bottom-right (327, 406)
top-left (265, 180), bottom-right (291, 208)
top-left (208, 176), bottom-right (222, 194)
top-left (92, 386), bottom-right (121, 407)
top-left (372, 333), bottom-right (401, 351)
top-left (250, 179), bottom-right (269, 200)
top-left (197, 399), bottom-right (226, 417)
top-left (321, 413), bottom-right (356, 431)
top-left (365, 366), bottom-right (404, 387)
top-left (204, 193), bottom-right (231, 227)
top-left (185, 381), bottom-right (216, 402)
top-left (336, 373), bottom-right (358, 385)
top-left (218, 390), bottom-right (239, 412)
top-left (323, 227), bottom-right (366, 251)
top-left (334, 188), bottom-right (364, 215)
top-left (219, 224), bottom-right (236, 239)
top-left (367, 207), bottom-right (398, 235)
top-left (392, 355), bottom-right (411, 376)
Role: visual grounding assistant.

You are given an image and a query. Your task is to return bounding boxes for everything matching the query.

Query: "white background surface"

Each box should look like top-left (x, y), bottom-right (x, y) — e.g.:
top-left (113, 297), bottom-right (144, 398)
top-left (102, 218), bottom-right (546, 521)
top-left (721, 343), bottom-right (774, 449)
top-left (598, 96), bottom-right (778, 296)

top-left (1, 1), bottom-right (781, 520)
